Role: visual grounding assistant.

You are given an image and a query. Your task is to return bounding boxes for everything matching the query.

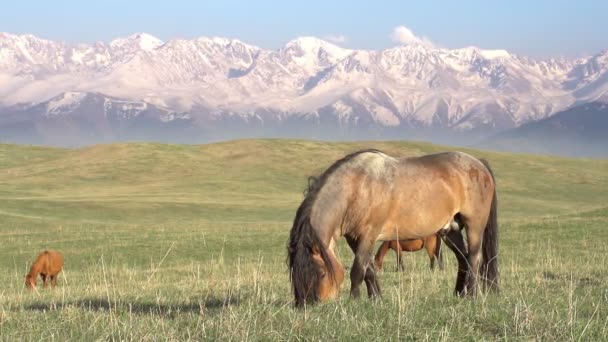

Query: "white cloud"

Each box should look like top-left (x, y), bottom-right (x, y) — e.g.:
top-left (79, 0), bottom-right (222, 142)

top-left (390, 25), bottom-right (435, 47)
top-left (323, 34), bottom-right (347, 44)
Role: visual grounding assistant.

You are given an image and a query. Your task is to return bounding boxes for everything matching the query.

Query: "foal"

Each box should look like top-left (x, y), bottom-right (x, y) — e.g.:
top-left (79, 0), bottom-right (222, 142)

top-left (374, 234), bottom-right (443, 271)
top-left (25, 250), bottom-right (64, 289)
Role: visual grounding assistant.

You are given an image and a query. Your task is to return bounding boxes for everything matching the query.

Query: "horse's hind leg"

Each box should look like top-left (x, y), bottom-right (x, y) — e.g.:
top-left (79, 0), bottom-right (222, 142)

top-left (346, 235), bottom-right (381, 299)
top-left (463, 221), bottom-right (484, 296)
top-left (443, 230), bottom-right (468, 296)
top-left (51, 275), bottom-right (58, 288)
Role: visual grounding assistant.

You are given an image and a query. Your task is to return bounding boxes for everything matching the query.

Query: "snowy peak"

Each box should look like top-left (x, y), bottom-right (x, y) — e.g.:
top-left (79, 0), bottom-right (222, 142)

top-left (0, 32), bottom-right (65, 69)
top-left (451, 46), bottom-right (511, 60)
top-left (277, 37), bottom-right (354, 72)
top-left (195, 36), bottom-right (255, 49)
top-left (282, 36), bottom-right (352, 59)
top-left (109, 33), bottom-right (164, 51)
top-left (478, 49), bottom-right (510, 60)
top-left (45, 91), bottom-right (89, 116)
top-left (0, 32), bottom-right (54, 47)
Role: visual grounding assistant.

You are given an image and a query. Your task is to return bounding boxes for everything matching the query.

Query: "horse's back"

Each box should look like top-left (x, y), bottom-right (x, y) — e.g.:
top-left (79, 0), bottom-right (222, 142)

top-left (375, 151), bottom-right (494, 240)
top-left (401, 151), bottom-right (484, 173)
top-left (39, 250), bottom-right (63, 274)
top-left (400, 151), bottom-right (494, 203)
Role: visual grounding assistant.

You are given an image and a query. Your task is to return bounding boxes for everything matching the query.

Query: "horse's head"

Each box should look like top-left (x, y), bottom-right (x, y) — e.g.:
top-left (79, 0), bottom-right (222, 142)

top-left (289, 173), bottom-right (348, 306)
top-left (24, 274), bottom-right (36, 289)
top-left (289, 241), bottom-right (345, 307)
top-left (310, 246), bottom-right (345, 302)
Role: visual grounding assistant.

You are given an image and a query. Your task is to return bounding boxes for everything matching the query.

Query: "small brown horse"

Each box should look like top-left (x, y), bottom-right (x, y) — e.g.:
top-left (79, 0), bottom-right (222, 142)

top-left (374, 234), bottom-right (444, 272)
top-left (288, 150), bottom-right (498, 307)
top-left (25, 250), bottom-right (64, 289)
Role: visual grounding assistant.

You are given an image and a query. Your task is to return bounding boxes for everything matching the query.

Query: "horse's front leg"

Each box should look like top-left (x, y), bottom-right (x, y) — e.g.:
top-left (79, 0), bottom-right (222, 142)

top-left (364, 264), bottom-right (381, 298)
top-left (346, 235), bottom-right (381, 299)
top-left (41, 274), bottom-right (48, 288)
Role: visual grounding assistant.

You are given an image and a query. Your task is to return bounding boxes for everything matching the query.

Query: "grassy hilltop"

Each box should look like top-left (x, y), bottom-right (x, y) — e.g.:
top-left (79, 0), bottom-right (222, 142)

top-left (0, 139), bottom-right (607, 340)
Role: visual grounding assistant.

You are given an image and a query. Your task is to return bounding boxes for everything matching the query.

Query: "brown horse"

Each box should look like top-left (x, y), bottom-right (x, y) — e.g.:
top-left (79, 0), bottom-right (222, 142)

top-left (25, 250), bottom-right (64, 289)
top-left (374, 233), bottom-right (444, 272)
top-left (287, 150), bottom-right (498, 307)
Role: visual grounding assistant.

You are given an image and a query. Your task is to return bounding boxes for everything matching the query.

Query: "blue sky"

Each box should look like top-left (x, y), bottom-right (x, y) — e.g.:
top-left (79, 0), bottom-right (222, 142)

top-left (1, 0), bottom-right (607, 57)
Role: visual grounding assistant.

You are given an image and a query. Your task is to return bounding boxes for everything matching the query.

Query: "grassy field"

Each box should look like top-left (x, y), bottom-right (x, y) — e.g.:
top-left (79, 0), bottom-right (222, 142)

top-left (0, 139), bottom-right (607, 341)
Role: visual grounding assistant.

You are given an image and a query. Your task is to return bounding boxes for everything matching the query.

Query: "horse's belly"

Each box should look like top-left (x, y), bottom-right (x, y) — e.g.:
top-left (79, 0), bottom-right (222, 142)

top-left (376, 218), bottom-right (447, 241)
top-left (377, 229), bottom-right (430, 241)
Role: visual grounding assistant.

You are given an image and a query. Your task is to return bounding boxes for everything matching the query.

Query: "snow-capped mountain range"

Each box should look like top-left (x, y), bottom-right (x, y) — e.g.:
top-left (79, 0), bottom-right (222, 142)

top-left (1, 31), bottom-right (607, 144)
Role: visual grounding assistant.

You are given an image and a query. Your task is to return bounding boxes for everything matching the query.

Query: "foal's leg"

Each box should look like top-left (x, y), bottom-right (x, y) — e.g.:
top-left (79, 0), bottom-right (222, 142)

top-left (443, 230), bottom-right (469, 296)
top-left (436, 238), bottom-right (445, 271)
top-left (425, 237), bottom-right (438, 270)
top-left (346, 236), bottom-right (381, 299)
top-left (393, 241), bottom-right (404, 272)
top-left (374, 241), bottom-right (390, 271)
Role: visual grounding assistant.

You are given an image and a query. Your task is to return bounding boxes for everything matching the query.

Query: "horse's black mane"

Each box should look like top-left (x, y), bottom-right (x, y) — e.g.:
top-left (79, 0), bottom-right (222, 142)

top-left (287, 148), bottom-right (383, 307)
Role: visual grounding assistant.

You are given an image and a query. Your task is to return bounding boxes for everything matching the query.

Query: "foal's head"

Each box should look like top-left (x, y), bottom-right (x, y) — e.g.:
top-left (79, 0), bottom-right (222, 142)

top-left (24, 274), bottom-right (36, 289)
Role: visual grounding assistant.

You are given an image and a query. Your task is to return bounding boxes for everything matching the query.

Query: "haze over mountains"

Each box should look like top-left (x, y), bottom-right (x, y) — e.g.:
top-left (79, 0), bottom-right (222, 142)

top-left (0, 32), bottom-right (607, 156)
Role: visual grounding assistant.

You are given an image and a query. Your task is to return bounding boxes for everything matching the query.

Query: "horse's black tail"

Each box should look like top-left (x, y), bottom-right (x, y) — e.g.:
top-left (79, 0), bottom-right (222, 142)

top-left (287, 194), bottom-right (335, 307)
top-left (479, 158), bottom-right (499, 293)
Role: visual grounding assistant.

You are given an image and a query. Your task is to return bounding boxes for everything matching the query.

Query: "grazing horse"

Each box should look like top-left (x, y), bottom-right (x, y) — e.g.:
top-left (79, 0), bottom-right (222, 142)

top-left (25, 250), bottom-right (64, 289)
top-left (374, 233), bottom-right (444, 272)
top-left (287, 150), bottom-right (498, 307)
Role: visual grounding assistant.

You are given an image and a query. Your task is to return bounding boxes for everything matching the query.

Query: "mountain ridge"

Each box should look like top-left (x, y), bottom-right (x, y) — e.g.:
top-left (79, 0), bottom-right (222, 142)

top-left (1, 32), bottom-right (608, 151)
top-left (2, 32), bottom-right (607, 130)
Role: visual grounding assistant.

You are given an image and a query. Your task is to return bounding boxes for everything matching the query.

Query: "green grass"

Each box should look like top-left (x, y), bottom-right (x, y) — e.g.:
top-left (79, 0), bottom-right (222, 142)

top-left (1, 139), bottom-right (607, 340)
